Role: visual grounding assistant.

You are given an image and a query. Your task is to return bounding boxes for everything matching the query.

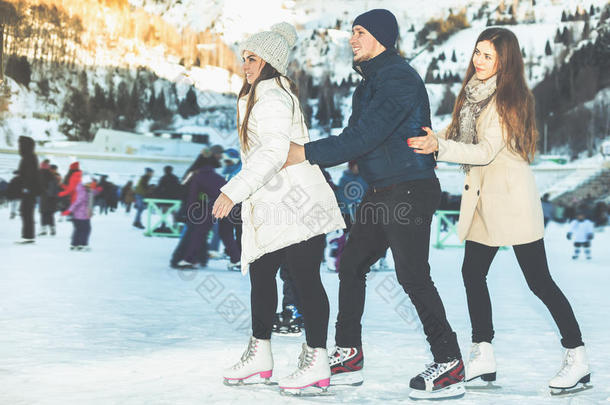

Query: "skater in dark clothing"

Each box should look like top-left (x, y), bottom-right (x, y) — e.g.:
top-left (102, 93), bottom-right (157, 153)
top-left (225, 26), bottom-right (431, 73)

top-left (121, 181), bottom-right (135, 213)
top-left (38, 160), bottom-right (60, 236)
top-left (170, 152), bottom-right (239, 268)
top-left (284, 9), bottom-right (462, 398)
top-left (409, 27), bottom-right (589, 394)
top-left (272, 266), bottom-right (305, 336)
top-left (15, 136), bottom-right (40, 243)
top-left (153, 165), bottom-right (182, 233)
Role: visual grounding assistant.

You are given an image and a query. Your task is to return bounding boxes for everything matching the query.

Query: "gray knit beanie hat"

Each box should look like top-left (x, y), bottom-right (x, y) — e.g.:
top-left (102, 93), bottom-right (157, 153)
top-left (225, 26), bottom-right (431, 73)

top-left (239, 22), bottom-right (297, 76)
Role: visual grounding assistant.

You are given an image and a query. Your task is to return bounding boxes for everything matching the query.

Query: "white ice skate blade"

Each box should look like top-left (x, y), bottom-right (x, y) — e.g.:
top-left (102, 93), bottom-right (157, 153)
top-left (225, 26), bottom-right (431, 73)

top-left (280, 386), bottom-right (333, 397)
top-left (330, 370), bottom-right (364, 386)
top-left (466, 382), bottom-right (502, 391)
top-left (550, 384), bottom-right (593, 396)
top-left (223, 374), bottom-right (274, 387)
top-left (409, 383), bottom-right (465, 401)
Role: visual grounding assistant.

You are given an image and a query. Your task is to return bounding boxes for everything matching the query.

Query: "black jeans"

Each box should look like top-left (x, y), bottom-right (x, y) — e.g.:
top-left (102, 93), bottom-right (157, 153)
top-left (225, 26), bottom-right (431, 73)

top-left (71, 219), bottom-right (92, 246)
top-left (250, 234), bottom-right (328, 348)
top-left (462, 239), bottom-right (584, 348)
top-left (20, 194), bottom-right (36, 239)
top-left (40, 211), bottom-right (55, 227)
top-left (335, 178), bottom-right (461, 362)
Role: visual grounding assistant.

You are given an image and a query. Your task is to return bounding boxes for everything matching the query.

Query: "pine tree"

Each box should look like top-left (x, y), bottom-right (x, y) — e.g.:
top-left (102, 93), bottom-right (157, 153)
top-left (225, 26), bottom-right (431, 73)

top-left (582, 21), bottom-right (590, 39)
top-left (561, 27), bottom-right (572, 46)
top-left (79, 70), bottom-right (88, 97)
top-left (90, 84), bottom-right (106, 121)
top-left (545, 40), bottom-right (552, 55)
top-left (451, 50), bottom-right (457, 62)
top-left (561, 10), bottom-right (567, 22)
top-left (178, 87), bottom-right (199, 118)
top-left (554, 28), bottom-right (562, 43)
top-left (148, 91), bottom-right (156, 119)
top-left (116, 81), bottom-right (130, 114)
top-left (60, 88), bottom-right (91, 141)
top-left (315, 77), bottom-right (333, 127)
top-left (436, 84), bottom-right (456, 115)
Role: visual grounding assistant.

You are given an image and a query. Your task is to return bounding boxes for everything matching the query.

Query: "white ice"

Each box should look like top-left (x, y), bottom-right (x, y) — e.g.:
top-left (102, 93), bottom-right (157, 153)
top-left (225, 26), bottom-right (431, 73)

top-left (1, 208), bottom-right (609, 404)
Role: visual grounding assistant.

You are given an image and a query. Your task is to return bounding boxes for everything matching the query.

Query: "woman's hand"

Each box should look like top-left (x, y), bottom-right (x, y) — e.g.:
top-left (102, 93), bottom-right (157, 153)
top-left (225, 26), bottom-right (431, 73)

top-left (407, 127), bottom-right (439, 154)
top-left (212, 193), bottom-right (235, 219)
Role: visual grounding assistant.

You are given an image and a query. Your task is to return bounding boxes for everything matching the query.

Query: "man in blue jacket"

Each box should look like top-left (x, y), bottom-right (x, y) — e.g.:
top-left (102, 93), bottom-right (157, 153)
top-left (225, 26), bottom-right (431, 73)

top-left (284, 9), bottom-right (463, 399)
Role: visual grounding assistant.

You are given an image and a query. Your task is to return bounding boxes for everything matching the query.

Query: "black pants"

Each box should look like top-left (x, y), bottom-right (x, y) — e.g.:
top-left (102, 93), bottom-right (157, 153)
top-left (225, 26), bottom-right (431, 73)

top-left (20, 194), bottom-right (36, 239)
top-left (219, 218), bottom-right (241, 263)
top-left (40, 211), bottom-right (55, 227)
top-left (462, 239), bottom-right (584, 348)
top-left (250, 234), bottom-right (328, 348)
top-left (71, 219), bottom-right (91, 246)
top-left (335, 178), bottom-right (461, 362)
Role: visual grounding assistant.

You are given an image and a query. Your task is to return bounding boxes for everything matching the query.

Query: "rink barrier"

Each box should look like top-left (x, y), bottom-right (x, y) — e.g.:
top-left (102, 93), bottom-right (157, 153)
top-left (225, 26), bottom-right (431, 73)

top-left (434, 210), bottom-right (463, 249)
top-left (143, 198), bottom-right (182, 237)
top-left (433, 210), bottom-right (508, 250)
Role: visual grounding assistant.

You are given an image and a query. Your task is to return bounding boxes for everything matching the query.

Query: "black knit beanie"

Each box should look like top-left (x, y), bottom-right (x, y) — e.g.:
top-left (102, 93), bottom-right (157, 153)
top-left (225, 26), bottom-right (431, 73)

top-left (353, 9), bottom-right (398, 50)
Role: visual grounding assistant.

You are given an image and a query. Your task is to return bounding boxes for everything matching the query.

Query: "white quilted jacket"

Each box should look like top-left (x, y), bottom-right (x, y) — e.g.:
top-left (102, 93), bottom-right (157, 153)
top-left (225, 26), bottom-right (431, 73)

top-left (221, 77), bottom-right (345, 273)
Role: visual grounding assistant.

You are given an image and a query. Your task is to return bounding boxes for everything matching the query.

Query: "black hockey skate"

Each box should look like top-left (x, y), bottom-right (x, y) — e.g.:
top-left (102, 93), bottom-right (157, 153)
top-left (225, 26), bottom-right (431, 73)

top-left (272, 306), bottom-right (303, 337)
top-left (409, 359), bottom-right (465, 400)
top-left (329, 346), bottom-right (364, 386)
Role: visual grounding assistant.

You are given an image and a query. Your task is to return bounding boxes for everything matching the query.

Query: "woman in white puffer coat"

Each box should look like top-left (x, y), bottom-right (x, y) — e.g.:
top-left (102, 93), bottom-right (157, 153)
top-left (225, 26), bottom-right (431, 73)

top-left (214, 23), bottom-right (345, 394)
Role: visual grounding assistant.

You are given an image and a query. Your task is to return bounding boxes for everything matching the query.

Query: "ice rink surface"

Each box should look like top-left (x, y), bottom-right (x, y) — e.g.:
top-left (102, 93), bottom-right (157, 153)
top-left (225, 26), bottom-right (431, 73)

top-left (1, 209), bottom-right (608, 404)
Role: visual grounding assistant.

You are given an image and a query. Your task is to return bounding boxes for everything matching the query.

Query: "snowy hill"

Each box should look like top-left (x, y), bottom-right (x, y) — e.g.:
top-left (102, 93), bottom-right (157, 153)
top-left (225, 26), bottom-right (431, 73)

top-left (1, 0), bottom-right (607, 163)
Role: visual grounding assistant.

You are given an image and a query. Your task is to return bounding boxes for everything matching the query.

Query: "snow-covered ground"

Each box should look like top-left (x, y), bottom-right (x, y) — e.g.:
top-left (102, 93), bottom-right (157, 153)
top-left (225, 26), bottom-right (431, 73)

top-left (1, 206), bottom-right (608, 404)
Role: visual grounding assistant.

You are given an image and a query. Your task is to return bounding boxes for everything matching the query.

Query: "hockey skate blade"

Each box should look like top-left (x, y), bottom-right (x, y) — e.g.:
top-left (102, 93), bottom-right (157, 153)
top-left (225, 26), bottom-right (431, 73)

top-left (330, 371), bottom-right (364, 386)
top-left (409, 383), bottom-right (465, 401)
top-left (272, 330), bottom-right (303, 337)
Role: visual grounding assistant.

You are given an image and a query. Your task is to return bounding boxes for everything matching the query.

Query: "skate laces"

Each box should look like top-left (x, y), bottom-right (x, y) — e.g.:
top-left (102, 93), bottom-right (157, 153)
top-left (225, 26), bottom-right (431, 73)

top-left (420, 363), bottom-right (441, 381)
top-left (420, 360), bottom-right (454, 381)
top-left (556, 350), bottom-right (576, 377)
top-left (329, 347), bottom-right (351, 366)
top-left (287, 344), bottom-right (316, 378)
top-left (234, 337), bottom-right (258, 369)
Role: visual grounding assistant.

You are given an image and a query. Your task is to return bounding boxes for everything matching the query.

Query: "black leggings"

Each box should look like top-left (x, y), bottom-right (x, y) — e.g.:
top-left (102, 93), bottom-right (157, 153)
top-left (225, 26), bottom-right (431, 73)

top-left (462, 239), bottom-right (584, 348)
top-left (249, 234), bottom-right (328, 348)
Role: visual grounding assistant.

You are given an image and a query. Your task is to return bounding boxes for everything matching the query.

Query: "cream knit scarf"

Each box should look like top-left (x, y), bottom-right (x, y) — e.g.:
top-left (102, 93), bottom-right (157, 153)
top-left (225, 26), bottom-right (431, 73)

top-left (450, 75), bottom-right (497, 173)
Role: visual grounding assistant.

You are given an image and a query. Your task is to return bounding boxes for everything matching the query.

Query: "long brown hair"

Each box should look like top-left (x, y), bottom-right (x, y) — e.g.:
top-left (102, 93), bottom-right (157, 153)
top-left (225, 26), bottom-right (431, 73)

top-left (237, 63), bottom-right (299, 152)
top-left (449, 27), bottom-right (538, 162)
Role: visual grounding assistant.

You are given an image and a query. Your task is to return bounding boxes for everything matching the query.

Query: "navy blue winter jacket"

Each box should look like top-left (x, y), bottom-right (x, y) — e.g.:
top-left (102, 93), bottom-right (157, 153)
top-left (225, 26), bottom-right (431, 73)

top-left (304, 50), bottom-right (436, 187)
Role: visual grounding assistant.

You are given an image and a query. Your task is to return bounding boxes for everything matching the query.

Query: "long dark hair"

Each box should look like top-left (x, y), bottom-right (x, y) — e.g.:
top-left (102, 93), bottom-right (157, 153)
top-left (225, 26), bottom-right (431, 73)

top-left (449, 27), bottom-right (538, 162)
top-left (237, 63), bottom-right (299, 152)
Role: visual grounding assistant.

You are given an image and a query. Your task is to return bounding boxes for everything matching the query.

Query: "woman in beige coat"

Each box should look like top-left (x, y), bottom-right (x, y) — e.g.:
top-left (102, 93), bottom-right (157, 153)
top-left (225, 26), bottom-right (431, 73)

top-left (213, 23), bottom-right (344, 394)
top-left (409, 28), bottom-right (588, 394)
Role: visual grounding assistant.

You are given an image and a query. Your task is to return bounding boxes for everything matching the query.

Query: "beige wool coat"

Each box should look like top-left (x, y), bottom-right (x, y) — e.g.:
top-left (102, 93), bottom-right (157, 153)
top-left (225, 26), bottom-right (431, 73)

top-left (436, 100), bottom-right (544, 247)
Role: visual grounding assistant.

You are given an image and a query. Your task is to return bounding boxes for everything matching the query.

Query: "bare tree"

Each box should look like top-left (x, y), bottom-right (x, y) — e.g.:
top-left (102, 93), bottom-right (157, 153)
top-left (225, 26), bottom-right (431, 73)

top-left (0, 0), bottom-right (19, 83)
